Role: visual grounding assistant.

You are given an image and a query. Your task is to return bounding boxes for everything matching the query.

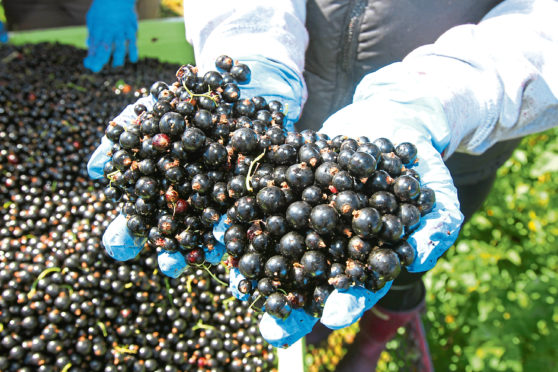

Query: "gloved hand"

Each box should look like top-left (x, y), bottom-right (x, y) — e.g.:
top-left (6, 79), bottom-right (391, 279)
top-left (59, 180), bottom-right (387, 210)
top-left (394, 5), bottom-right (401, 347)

top-left (233, 66), bottom-right (464, 347)
top-left (87, 93), bottom-right (225, 277)
top-left (218, 55), bottom-right (305, 132)
top-left (0, 21), bottom-right (8, 43)
top-left (84, 0), bottom-right (138, 73)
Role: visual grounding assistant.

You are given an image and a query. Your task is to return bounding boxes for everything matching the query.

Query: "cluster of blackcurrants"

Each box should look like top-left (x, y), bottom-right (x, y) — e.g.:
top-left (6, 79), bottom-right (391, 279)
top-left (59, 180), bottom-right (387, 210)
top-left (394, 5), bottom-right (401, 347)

top-left (102, 55), bottom-right (288, 268)
top-left (101, 55), bottom-right (436, 321)
top-left (228, 135), bottom-right (435, 319)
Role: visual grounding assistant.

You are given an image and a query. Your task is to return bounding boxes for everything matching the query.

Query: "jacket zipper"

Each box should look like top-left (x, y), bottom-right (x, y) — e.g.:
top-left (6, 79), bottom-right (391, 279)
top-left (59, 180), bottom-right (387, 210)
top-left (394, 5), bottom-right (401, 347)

top-left (334, 0), bottom-right (367, 110)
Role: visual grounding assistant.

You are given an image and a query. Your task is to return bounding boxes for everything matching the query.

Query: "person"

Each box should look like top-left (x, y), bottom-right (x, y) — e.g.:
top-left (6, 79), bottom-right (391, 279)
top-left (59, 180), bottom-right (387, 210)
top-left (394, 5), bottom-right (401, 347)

top-left (88, 0), bottom-right (558, 370)
top-left (0, 0), bottom-right (160, 72)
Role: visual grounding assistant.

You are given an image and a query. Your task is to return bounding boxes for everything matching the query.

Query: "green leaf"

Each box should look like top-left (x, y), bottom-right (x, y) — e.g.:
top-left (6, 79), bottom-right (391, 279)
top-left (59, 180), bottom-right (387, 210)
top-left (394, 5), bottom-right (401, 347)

top-left (505, 250), bottom-right (522, 266)
top-left (530, 151), bottom-right (558, 177)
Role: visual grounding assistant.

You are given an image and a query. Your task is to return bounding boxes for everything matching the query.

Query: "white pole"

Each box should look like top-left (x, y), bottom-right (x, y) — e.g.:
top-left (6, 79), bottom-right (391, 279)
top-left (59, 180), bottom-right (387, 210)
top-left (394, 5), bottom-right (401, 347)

top-left (277, 337), bottom-right (306, 372)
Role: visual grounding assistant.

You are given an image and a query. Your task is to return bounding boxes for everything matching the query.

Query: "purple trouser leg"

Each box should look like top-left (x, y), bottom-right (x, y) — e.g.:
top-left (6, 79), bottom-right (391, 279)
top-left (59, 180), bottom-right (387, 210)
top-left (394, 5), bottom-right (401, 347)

top-left (335, 299), bottom-right (429, 372)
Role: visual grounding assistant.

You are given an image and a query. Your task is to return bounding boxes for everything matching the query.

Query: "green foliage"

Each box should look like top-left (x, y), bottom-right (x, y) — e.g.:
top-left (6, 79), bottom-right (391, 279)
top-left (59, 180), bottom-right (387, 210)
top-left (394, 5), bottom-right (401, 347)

top-left (424, 128), bottom-right (558, 371)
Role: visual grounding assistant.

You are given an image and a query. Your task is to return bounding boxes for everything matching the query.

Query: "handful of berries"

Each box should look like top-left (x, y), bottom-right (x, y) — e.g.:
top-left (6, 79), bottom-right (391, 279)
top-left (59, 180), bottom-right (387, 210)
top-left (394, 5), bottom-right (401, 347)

top-left (101, 56), bottom-right (436, 321)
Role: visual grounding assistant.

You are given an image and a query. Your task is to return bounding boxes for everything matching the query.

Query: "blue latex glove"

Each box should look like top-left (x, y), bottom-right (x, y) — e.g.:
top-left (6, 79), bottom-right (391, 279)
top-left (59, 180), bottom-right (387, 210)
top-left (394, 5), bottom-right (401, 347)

top-left (84, 0), bottom-right (138, 73)
top-left (0, 21), bottom-right (8, 43)
top-left (88, 94), bottom-right (225, 277)
top-left (220, 56), bottom-right (305, 132)
top-left (318, 94), bottom-right (463, 329)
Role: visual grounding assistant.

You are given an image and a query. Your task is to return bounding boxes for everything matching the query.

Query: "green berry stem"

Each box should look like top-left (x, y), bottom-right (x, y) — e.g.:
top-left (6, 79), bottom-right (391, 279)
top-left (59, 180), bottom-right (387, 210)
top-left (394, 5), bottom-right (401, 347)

top-left (181, 80), bottom-right (218, 104)
top-left (246, 148), bottom-right (267, 192)
top-left (201, 264), bottom-right (228, 287)
top-left (27, 267), bottom-right (62, 299)
top-left (192, 319), bottom-right (216, 332)
top-left (164, 277), bottom-right (175, 308)
top-left (96, 321), bottom-right (108, 337)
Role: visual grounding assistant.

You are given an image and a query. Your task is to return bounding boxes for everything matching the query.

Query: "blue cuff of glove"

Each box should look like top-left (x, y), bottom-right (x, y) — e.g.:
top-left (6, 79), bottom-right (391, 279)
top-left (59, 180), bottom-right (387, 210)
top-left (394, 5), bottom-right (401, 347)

top-left (102, 214), bottom-right (145, 261)
top-left (320, 282), bottom-right (393, 330)
top-left (235, 56), bottom-right (304, 132)
top-left (87, 136), bottom-right (113, 179)
top-left (158, 250), bottom-right (188, 278)
top-left (259, 309), bottom-right (319, 348)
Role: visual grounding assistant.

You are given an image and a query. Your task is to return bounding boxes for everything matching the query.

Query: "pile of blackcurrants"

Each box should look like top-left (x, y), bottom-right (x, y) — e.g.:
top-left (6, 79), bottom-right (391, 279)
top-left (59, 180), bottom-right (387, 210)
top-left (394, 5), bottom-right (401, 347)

top-left (0, 43), bottom-right (277, 371)
top-left (102, 55), bottom-right (436, 321)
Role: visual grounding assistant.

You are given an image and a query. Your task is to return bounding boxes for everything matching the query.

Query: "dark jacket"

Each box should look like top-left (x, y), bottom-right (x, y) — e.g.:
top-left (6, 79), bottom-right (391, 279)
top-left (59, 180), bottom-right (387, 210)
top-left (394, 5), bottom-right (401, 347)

top-left (299, 0), bottom-right (503, 131)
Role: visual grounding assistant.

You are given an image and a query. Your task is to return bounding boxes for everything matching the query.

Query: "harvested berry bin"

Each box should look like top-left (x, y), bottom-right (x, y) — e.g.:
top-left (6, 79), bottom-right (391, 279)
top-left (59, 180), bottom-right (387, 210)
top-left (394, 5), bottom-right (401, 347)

top-left (0, 43), bottom-right (277, 372)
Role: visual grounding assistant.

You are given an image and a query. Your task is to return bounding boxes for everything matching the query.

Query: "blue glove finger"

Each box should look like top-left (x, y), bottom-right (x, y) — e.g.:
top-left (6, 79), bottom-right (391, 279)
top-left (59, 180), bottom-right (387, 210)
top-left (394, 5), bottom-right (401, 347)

top-left (229, 268), bottom-right (252, 301)
top-left (125, 28), bottom-right (138, 63)
top-left (111, 35), bottom-right (127, 68)
top-left (87, 136), bottom-right (113, 179)
top-left (102, 214), bottom-right (146, 261)
top-left (158, 250), bottom-right (188, 278)
top-left (84, 38), bottom-right (112, 73)
top-left (320, 282), bottom-right (393, 330)
top-left (403, 140), bottom-right (463, 272)
top-left (213, 214), bottom-right (231, 245)
top-left (259, 309), bottom-right (319, 348)
top-left (235, 57), bottom-right (304, 133)
top-left (88, 96), bottom-right (156, 180)
top-left (204, 242), bottom-right (226, 265)
top-left (0, 21), bottom-right (8, 43)
top-left (84, 21), bottom-right (110, 73)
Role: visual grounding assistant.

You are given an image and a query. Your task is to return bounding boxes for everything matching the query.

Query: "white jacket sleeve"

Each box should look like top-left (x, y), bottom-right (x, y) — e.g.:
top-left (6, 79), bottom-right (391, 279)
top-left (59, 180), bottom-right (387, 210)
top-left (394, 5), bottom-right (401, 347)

top-left (182, 0), bottom-right (308, 80)
top-left (354, 0), bottom-right (558, 157)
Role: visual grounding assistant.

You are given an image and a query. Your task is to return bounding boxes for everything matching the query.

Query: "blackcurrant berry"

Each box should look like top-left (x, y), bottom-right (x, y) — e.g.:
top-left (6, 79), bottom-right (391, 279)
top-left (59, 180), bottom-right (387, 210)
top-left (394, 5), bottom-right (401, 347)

top-left (256, 186), bottom-right (286, 214)
top-left (368, 191), bottom-right (398, 214)
top-left (285, 201), bottom-right (312, 230)
top-left (230, 63), bottom-right (251, 82)
top-left (347, 236), bottom-right (373, 261)
top-left (301, 251), bottom-right (327, 279)
top-left (393, 175), bottom-right (421, 202)
top-left (393, 240), bottom-right (416, 266)
top-left (379, 214), bottom-right (403, 242)
top-left (351, 207), bottom-right (382, 238)
top-left (367, 248), bottom-right (401, 281)
top-left (309, 204), bottom-right (339, 236)
top-left (397, 203), bottom-right (421, 229)
top-left (238, 253), bottom-right (264, 279)
top-left (395, 142), bottom-right (418, 165)
top-left (264, 293), bottom-right (291, 320)
top-left (278, 231), bottom-right (306, 259)
top-left (264, 255), bottom-right (289, 280)
top-left (215, 55), bottom-right (234, 71)
top-left (415, 187), bottom-right (436, 215)
top-left (372, 137), bottom-right (395, 154)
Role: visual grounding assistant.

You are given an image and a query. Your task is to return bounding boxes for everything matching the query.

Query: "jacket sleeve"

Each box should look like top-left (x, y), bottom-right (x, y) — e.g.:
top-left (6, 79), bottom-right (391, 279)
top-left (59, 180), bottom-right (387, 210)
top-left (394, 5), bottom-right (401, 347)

top-left (354, 0), bottom-right (558, 157)
top-left (182, 0), bottom-right (308, 81)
